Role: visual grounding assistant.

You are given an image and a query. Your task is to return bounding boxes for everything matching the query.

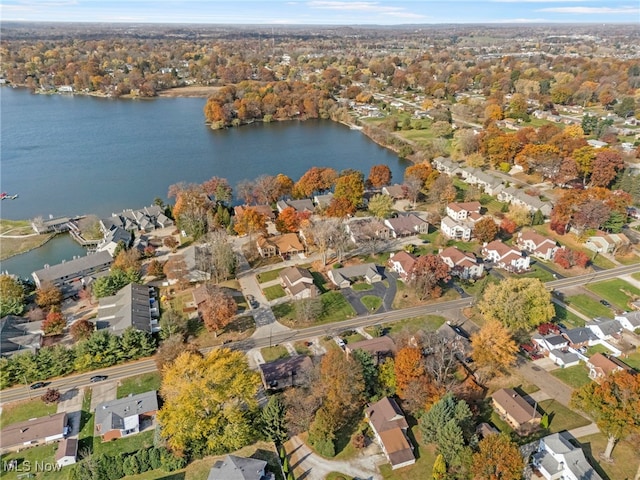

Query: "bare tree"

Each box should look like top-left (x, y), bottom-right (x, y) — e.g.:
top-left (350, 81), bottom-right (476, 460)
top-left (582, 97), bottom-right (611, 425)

top-left (294, 297), bottom-right (322, 324)
top-left (196, 230), bottom-right (237, 283)
top-left (423, 332), bottom-right (466, 389)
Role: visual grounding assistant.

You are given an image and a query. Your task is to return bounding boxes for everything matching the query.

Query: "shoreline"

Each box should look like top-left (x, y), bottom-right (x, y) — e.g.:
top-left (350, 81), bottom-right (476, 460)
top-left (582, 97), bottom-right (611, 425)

top-left (0, 232), bottom-right (55, 262)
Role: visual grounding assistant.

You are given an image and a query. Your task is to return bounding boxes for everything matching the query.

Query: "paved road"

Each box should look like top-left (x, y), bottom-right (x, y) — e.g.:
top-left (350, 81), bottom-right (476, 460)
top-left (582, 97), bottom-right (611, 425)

top-left (2, 263), bottom-right (638, 405)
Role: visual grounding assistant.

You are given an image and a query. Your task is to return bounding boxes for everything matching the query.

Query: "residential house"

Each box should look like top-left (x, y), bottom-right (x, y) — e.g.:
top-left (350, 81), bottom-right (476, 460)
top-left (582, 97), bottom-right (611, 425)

top-left (548, 349), bottom-right (580, 368)
top-left (101, 205), bottom-right (173, 233)
top-left (387, 251), bottom-right (417, 281)
top-left (31, 216), bottom-right (71, 234)
top-left (279, 266), bottom-right (318, 300)
top-left (445, 201), bottom-right (481, 221)
top-left (498, 187), bottom-right (553, 216)
top-left (460, 168), bottom-right (504, 195)
top-left (0, 315), bottom-right (42, 358)
top-left (207, 455), bottom-right (269, 480)
top-left (55, 438), bottom-right (78, 467)
top-left (491, 388), bottom-right (541, 435)
top-left (233, 205), bottom-right (276, 221)
top-left (345, 218), bottom-right (390, 244)
top-left (276, 199), bottom-right (315, 214)
top-left (313, 192), bottom-right (334, 208)
top-left (615, 311), bottom-right (640, 332)
top-left (532, 432), bottom-right (603, 480)
top-left (587, 318), bottom-right (622, 341)
top-left (327, 263), bottom-right (383, 288)
top-left (180, 245), bottom-right (213, 283)
top-left (482, 240), bottom-right (530, 272)
top-left (0, 413), bottom-right (67, 453)
top-left (259, 356), bottom-right (314, 390)
top-left (515, 231), bottom-right (559, 261)
top-left (32, 250), bottom-right (113, 289)
top-left (440, 216), bottom-right (474, 241)
top-left (94, 391), bottom-right (159, 441)
top-left (562, 327), bottom-right (597, 349)
top-left (586, 353), bottom-right (632, 383)
top-left (96, 283), bottom-right (159, 335)
top-left (256, 233), bottom-right (305, 258)
top-left (439, 247), bottom-right (484, 279)
top-left (96, 225), bottom-right (133, 256)
top-left (587, 139), bottom-right (608, 149)
top-left (384, 213), bottom-right (429, 238)
top-left (366, 397), bottom-right (415, 470)
top-left (432, 156), bottom-right (462, 175)
top-left (345, 336), bottom-right (396, 364)
top-left (381, 184), bottom-right (406, 200)
top-left (585, 232), bottom-right (630, 254)
top-left (532, 333), bottom-right (569, 353)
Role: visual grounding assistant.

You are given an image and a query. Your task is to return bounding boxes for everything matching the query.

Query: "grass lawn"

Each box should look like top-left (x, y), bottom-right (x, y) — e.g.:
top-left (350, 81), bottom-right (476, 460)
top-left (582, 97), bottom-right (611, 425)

top-left (367, 315), bottom-right (447, 339)
top-left (293, 341), bottom-right (312, 356)
top-left (615, 252), bottom-right (640, 265)
top-left (380, 430), bottom-right (438, 480)
top-left (538, 399), bottom-right (590, 433)
top-left (361, 295), bottom-right (382, 312)
top-left (261, 345), bottom-right (290, 362)
top-left (94, 430), bottom-right (155, 456)
top-left (0, 443), bottom-right (68, 480)
top-left (325, 473), bottom-right (354, 480)
top-left (273, 292), bottom-right (356, 327)
top-left (341, 331), bottom-right (365, 345)
top-left (78, 388), bottom-right (94, 454)
top-left (256, 267), bottom-right (285, 284)
top-left (550, 364), bottom-right (591, 389)
top-left (352, 282), bottom-right (373, 292)
top-left (586, 344), bottom-right (611, 357)
top-left (621, 349), bottom-right (640, 371)
top-left (586, 279), bottom-right (640, 311)
top-left (518, 264), bottom-right (555, 282)
top-left (577, 433), bottom-right (640, 480)
top-left (632, 272), bottom-right (640, 282)
top-left (553, 304), bottom-right (586, 328)
top-left (0, 398), bottom-right (58, 428)
top-left (263, 284), bottom-right (286, 301)
top-left (0, 232), bottom-right (54, 261)
top-left (565, 294), bottom-right (612, 319)
top-left (117, 372), bottom-right (162, 399)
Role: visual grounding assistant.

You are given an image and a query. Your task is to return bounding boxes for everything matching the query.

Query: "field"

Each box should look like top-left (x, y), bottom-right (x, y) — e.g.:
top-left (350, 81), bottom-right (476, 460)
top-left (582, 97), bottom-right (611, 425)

top-left (585, 279), bottom-right (640, 311)
top-left (564, 294), bottom-right (612, 319)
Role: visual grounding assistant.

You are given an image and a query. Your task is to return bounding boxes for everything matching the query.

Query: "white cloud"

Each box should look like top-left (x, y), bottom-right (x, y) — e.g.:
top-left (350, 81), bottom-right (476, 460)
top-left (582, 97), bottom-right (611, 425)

top-left (539, 6), bottom-right (640, 14)
top-left (307, 1), bottom-right (426, 19)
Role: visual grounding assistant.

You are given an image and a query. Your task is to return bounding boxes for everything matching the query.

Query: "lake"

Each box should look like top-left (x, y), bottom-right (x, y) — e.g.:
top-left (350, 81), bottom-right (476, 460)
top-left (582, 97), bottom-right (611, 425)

top-left (0, 87), bottom-right (408, 277)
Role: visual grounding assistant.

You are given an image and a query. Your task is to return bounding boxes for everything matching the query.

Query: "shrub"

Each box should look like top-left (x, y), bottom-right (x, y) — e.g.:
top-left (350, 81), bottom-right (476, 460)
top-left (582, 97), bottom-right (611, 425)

top-left (41, 388), bottom-right (61, 404)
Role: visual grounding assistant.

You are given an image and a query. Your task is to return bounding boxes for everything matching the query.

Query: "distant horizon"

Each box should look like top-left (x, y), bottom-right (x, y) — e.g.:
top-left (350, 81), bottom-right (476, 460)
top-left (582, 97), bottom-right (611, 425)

top-left (1, 1), bottom-right (638, 26)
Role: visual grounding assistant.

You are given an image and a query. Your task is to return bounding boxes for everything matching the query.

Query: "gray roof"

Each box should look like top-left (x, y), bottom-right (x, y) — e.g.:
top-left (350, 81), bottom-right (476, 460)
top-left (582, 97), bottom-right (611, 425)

top-left (207, 455), bottom-right (267, 480)
top-left (278, 198), bottom-right (315, 213)
top-left (0, 315), bottom-right (42, 357)
top-left (587, 319), bottom-right (622, 337)
top-left (259, 356), bottom-right (314, 389)
top-left (551, 349), bottom-right (580, 364)
top-left (385, 213), bottom-right (428, 235)
top-left (96, 283), bottom-right (153, 334)
top-left (329, 263), bottom-right (383, 286)
top-left (536, 433), bottom-right (603, 480)
top-left (563, 327), bottom-right (597, 345)
top-left (94, 391), bottom-right (158, 434)
top-left (32, 250), bottom-right (113, 285)
top-left (616, 311), bottom-right (640, 328)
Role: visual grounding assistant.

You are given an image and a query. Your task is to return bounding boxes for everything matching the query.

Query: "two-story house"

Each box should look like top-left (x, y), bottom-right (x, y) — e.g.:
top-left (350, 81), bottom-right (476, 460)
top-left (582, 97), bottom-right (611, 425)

top-left (481, 240), bottom-right (530, 272)
top-left (515, 231), bottom-right (559, 261)
top-left (438, 247), bottom-right (484, 279)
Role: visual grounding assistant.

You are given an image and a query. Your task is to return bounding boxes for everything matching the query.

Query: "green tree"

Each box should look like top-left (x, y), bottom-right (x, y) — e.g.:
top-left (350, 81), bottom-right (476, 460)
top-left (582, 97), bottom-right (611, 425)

top-left (432, 453), bottom-right (447, 480)
top-left (367, 193), bottom-right (394, 219)
top-left (261, 395), bottom-right (288, 445)
top-left (351, 349), bottom-right (379, 400)
top-left (0, 275), bottom-right (25, 317)
top-left (602, 210), bottom-right (626, 233)
top-left (308, 405), bottom-right (336, 457)
top-left (478, 278), bottom-right (554, 332)
top-left (378, 357), bottom-right (396, 397)
top-left (119, 327), bottom-right (156, 360)
top-left (158, 349), bottom-right (261, 457)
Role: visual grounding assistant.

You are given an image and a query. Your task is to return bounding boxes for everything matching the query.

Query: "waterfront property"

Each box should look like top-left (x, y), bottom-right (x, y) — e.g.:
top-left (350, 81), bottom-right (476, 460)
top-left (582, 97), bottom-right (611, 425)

top-left (0, 413), bottom-right (68, 453)
top-left (94, 390), bottom-right (159, 441)
top-left (31, 216), bottom-right (71, 234)
top-left (100, 205), bottom-right (173, 233)
top-left (0, 315), bottom-right (42, 358)
top-left (31, 250), bottom-right (113, 290)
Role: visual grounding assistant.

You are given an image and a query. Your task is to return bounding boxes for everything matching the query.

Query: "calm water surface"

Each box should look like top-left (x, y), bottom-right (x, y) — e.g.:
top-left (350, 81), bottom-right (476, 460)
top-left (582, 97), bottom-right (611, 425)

top-left (0, 87), bottom-right (407, 277)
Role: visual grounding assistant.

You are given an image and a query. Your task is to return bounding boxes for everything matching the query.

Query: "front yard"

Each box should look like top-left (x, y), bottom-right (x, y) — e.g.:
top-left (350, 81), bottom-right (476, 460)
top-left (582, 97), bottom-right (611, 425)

top-left (0, 398), bottom-right (58, 429)
top-left (564, 294), bottom-right (613, 319)
top-left (585, 279), bottom-right (640, 311)
top-left (550, 364), bottom-right (591, 389)
top-left (273, 291), bottom-right (356, 327)
top-left (117, 372), bottom-right (162, 399)
top-left (365, 315), bottom-right (447, 338)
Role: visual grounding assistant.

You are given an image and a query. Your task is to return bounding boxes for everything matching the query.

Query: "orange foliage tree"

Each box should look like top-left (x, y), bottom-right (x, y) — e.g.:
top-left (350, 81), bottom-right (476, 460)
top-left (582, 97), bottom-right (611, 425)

top-left (368, 164), bottom-right (392, 188)
top-left (199, 285), bottom-right (237, 333)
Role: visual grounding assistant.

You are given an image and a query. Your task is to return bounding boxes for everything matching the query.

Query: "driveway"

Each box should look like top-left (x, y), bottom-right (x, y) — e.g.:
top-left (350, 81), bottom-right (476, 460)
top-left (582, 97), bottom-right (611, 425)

top-left (89, 380), bottom-right (118, 412)
top-left (56, 387), bottom-right (84, 438)
top-left (287, 435), bottom-right (385, 480)
top-left (342, 270), bottom-right (397, 315)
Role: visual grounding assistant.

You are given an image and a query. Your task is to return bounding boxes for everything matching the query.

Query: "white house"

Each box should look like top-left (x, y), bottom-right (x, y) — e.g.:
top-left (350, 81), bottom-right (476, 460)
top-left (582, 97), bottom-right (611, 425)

top-left (387, 251), bottom-right (417, 282)
top-left (586, 318), bottom-right (622, 341)
top-left (440, 216), bottom-right (474, 241)
top-left (515, 231), bottom-right (559, 261)
top-left (482, 240), bottom-right (530, 272)
top-left (615, 311), bottom-right (640, 332)
top-left (445, 201), bottom-right (481, 221)
top-left (532, 432), bottom-right (603, 480)
top-left (439, 247), bottom-right (484, 279)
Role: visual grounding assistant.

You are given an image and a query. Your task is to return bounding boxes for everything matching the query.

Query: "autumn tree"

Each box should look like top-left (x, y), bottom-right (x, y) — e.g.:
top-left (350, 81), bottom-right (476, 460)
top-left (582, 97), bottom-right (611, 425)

top-left (553, 247), bottom-right (589, 269)
top-left (478, 278), bottom-right (554, 332)
top-left (368, 193), bottom-right (394, 219)
top-left (158, 349), bottom-right (260, 457)
top-left (571, 370), bottom-right (640, 461)
top-left (432, 454), bottom-right (447, 480)
top-left (275, 206), bottom-right (309, 233)
top-left (112, 248), bottom-right (142, 275)
top-left (199, 285), bottom-right (237, 333)
top-left (154, 334), bottom-right (196, 370)
top-left (471, 434), bottom-right (524, 480)
top-left (394, 346), bottom-right (425, 398)
top-left (409, 255), bottom-right (451, 300)
top-left (293, 297), bottom-right (322, 325)
top-left (41, 388), bottom-right (61, 405)
top-left (169, 182), bottom-right (212, 239)
top-left (378, 357), bottom-right (397, 397)
top-left (293, 167), bottom-right (337, 198)
top-left (326, 196), bottom-right (357, 218)
top-left (233, 206), bottom-right (267, 239)
top-left (470, 320), bottom-right (518, 377)
top-left (473, 217), bottom-right (499, 243)
top-left (36, 282), bottom-right (63, 309)
top-left (197, 230), bottom-right (237, 283)
top-left (274, 174), bottom-right (294, 199)
top-left (500, 217), bottom-right (517, 235)
top-left (70, 319), bottom-right (94, 342)
top-left (591, 149), bottom-right (624, 187)
top-left (0, 275), bottom-right (25, 316)
top-left (333, 171), bottom-right (365, 210)
top-left (405, 162), bottom-right (434, 188)
top-left (428, 174), bottom-right (456, 207)
top-left (368, 164), bottom-right (392, 188)
top-left (42, 309), bottom-right (66, 336)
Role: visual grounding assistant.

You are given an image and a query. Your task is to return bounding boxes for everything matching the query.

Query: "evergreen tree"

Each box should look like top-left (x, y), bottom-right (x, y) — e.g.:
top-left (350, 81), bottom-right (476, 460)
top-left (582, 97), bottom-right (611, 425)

top-left (261, 395), bottom-right (288, 445)
top-left (351, 349), bottom-right (379, 400)
top-left (432, 453), bottom-right (447, 480)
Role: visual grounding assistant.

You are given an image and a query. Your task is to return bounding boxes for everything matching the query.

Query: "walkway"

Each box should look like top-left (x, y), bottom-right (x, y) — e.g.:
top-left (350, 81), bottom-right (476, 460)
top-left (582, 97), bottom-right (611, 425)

top-left (287, 435), bottom-right (385, 480)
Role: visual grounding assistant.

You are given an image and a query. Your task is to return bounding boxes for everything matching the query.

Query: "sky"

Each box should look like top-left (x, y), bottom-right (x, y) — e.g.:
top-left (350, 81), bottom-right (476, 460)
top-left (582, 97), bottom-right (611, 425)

top-left (1, 0), bottom-right (638, 25)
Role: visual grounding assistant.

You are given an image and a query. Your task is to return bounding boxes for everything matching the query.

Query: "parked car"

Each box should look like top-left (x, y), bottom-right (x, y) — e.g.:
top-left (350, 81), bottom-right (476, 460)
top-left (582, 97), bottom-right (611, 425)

top-left (29, 382), bottom-right (47, 390)
top-left (247, 294), bottom-right (258, 308)
top-left (600, 299), bottom-right (611, 307)
top-left (90, 375), bottom-right (108, 383)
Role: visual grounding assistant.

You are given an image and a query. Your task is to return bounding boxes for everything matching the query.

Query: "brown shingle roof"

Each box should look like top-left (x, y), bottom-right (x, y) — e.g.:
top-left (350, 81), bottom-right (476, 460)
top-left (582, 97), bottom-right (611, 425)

top-left (0, 413), bottom-right (66, 450)
top-left (346, 336), bottom-right (396, 359)
top-left (492, 388), bottom-right (540, 425)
